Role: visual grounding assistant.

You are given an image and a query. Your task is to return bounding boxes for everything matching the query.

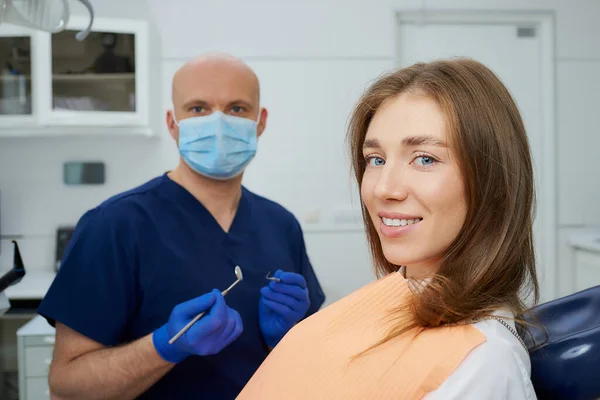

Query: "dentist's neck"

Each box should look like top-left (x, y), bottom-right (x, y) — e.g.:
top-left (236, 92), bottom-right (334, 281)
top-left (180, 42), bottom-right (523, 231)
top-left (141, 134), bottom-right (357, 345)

top-left (169, 162), bottom-right (242, 232)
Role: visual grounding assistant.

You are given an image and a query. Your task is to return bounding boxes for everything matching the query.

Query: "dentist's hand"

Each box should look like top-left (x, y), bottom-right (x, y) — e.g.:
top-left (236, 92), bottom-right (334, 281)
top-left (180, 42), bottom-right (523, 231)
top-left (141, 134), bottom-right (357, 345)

top-left (153, 289), bottom-right (243, 363)
top-left (259, 270), bottom-right (310, 348)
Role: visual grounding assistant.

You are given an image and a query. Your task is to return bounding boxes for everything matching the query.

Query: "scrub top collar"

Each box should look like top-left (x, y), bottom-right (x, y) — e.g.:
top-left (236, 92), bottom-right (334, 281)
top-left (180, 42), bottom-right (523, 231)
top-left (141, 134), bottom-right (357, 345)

top-left (160, 172), bottom-right (254, 240)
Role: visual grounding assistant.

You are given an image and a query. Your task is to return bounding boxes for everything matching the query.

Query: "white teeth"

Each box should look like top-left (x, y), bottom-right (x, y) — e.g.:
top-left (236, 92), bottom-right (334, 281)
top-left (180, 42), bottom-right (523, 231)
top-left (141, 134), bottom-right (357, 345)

top-left (381, 217), bottom-right (422, 227)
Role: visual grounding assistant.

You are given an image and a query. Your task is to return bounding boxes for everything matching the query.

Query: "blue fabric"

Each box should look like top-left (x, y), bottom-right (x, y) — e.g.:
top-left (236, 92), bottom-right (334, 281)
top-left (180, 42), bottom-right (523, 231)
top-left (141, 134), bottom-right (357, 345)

top-left (38, 173), bottom-right (325, 399)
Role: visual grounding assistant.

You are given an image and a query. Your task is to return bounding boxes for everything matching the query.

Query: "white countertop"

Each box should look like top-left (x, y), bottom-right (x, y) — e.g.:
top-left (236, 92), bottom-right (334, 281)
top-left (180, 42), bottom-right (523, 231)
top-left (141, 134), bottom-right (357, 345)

top-left (4, 270), bottom-right (56, 300)
top-left (567, 230), bottom-right (600, 253)
top-left (17, 314), bottom-right (55, 337)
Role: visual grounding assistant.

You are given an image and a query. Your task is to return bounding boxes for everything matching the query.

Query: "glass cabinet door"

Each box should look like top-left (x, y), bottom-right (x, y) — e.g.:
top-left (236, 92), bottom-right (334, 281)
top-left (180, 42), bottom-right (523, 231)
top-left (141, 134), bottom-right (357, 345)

top-left (51, 30), bottom-right (136, 113)
top-left (0, 36), bottom-right (31, 115)
top-left (0, 26), bottom-right (38, 126)
top-left (38, 16), bottom-right (149, 128)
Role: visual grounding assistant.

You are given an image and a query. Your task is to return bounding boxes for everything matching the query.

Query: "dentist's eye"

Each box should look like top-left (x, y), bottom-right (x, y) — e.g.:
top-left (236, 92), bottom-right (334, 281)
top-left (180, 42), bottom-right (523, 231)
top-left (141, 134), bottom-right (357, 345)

top-left (191, 106), bottom-right (205, 114)
top-left (365, 156), bottom-right (385, 167)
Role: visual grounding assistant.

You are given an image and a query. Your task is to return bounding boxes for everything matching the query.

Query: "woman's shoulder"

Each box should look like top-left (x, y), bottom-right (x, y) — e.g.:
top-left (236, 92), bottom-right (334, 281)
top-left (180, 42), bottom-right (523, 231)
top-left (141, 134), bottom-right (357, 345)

top-left (472, 310), bottom-right (530, 367)
top-left (424, 310), bottom-right (537, 399)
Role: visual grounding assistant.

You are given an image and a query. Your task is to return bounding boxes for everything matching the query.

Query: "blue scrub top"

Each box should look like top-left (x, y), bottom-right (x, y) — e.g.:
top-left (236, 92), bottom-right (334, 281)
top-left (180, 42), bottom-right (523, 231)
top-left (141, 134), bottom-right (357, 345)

top-left (38, 174), bottom-right (326, 399)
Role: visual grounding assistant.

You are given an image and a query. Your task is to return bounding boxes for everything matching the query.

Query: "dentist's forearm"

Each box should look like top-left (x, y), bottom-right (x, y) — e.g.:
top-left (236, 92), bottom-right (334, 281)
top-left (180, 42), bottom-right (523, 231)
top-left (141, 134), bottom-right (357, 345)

top-left (49, 334), bottom-right (174, 400)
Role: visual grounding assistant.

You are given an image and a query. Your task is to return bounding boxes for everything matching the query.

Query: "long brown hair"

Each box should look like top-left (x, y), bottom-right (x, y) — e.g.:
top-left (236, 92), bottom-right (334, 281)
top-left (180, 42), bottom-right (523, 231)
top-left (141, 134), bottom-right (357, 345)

top-left (348, 58), bottom-right (539, 341)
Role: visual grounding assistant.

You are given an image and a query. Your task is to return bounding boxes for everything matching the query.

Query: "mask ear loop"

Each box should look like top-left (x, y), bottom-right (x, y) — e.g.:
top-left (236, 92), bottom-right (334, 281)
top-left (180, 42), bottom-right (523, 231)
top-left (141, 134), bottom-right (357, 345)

top-left (171, 110), bottom-right (179, 127)
top-left (253, 108), bottom-right (263, 143)
top-left (255, 107), bottom-right (263, 130)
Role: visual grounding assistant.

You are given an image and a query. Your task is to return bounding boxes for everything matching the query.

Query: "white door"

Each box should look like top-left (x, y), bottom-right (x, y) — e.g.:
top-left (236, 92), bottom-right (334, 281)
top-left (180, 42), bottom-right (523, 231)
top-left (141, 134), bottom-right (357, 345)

top-left (396, 13), bottom-right (556, 302)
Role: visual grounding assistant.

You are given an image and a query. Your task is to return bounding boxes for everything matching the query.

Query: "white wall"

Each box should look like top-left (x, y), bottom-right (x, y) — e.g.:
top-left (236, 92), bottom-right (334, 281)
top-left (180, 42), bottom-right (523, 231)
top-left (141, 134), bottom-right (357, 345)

top-left (1, 0), bottom-right (599, 303)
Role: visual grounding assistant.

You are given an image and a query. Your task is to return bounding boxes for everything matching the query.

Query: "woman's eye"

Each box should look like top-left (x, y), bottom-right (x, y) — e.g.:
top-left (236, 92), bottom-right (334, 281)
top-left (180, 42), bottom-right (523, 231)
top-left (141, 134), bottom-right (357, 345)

top-left (414, 156), bottom-right (436, 166)
top-left (366, 156), bottom-right (385, 167)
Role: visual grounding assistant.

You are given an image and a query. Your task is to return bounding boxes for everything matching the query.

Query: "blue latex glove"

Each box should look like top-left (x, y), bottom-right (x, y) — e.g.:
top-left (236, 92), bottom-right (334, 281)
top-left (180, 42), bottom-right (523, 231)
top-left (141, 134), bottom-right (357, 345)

top-left (259, 270), bottom-right (310, 348)
top-left (153, 289), bottom-right (243, 363)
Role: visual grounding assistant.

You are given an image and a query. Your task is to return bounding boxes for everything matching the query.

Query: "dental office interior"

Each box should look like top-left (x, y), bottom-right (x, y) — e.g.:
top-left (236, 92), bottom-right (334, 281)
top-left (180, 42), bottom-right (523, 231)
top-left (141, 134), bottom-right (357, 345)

top-left (0, 0), bottom-right (598, 398)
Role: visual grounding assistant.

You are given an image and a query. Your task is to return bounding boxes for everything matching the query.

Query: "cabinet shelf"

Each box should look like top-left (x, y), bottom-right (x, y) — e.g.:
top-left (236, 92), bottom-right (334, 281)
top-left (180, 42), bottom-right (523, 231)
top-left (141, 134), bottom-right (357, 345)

top-left (0, 125), bottom-right (154, 137)
top-left (0, 75), bottom-right (31, 81)
top-left (52, 73), bottom-right (135, 82)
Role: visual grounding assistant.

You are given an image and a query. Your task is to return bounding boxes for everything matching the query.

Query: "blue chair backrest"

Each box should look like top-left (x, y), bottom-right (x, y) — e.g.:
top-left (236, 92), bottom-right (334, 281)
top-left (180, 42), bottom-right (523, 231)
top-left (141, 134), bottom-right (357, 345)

top-left (521, 284), bottom-right (600, 400)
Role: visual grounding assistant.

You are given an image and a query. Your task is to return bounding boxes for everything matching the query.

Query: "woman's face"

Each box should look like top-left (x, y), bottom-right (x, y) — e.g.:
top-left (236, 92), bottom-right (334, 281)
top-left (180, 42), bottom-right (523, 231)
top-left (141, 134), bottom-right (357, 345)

top-left (360, 93), bottom-right (468, 278)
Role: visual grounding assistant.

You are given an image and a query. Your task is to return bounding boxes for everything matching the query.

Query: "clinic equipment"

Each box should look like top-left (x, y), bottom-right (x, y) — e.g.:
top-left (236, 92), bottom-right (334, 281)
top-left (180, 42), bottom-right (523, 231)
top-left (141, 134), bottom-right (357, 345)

top-left (0, 240), bottom-right (26, 317)
top-left (265, 271), bottom-right (280, 283)
top-left (0, 0), bottom-right (94, 40)
top-left (169, 266), bottom-right (243, 344)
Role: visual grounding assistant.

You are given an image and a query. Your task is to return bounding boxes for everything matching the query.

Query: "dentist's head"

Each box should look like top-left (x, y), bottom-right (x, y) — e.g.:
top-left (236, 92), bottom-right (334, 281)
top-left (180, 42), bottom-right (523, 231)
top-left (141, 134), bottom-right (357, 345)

top-left (167, 53), bottom-right (268, 181)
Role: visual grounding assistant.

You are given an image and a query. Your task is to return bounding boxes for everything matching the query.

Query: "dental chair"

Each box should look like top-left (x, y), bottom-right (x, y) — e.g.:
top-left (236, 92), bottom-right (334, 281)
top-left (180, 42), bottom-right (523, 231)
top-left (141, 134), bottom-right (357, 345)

top-left (521, 284), bottom-right (600, 400)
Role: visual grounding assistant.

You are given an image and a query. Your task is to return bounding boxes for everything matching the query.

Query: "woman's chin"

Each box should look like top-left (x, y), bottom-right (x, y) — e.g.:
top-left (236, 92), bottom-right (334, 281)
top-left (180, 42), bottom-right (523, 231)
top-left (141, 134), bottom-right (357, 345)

top-left (382, 249), bottom-right (417, 267)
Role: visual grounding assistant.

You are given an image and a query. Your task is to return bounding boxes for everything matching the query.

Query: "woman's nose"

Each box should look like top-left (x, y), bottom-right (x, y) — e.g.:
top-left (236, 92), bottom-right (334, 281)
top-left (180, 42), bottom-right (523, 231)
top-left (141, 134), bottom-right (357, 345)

top-left (373, 164), bottom-right (409, 202)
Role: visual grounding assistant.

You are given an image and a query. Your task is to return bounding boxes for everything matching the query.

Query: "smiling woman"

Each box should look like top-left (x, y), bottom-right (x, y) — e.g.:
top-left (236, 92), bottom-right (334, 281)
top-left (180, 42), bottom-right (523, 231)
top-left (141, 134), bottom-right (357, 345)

top-left (350, 58), bottom-right (537, 322)
top-left (237, 58), bottom-right (539, 400)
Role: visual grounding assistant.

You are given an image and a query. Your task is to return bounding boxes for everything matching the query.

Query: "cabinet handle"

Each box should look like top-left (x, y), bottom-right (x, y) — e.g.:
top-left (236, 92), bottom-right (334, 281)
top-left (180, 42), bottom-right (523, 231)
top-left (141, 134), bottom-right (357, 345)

top-left (43, 336), bottom-right (55, 344)
top-left (45, 389), bottom-right (50, 396)
top-left (44, 358), bottom-right (52, 365)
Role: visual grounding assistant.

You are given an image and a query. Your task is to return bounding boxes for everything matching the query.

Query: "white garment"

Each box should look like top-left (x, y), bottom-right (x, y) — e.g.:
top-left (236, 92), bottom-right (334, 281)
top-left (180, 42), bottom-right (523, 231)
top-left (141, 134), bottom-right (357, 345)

top-left (424, 309), bottom-right (537, 400)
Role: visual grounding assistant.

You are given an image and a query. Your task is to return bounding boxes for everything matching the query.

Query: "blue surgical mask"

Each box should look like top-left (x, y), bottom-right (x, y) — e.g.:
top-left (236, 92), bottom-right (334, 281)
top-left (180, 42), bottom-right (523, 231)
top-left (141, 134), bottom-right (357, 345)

top-left (175, 111), bottom-right (259, 180)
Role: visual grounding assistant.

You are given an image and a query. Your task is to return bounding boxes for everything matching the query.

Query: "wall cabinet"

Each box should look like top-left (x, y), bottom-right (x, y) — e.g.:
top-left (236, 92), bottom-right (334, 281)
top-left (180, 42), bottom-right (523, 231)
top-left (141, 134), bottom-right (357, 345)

top-left (568, 231), bottom-right (600, 293)
top-left (0, 16), bottom-right (150, 136)
top-left (574, 248), bottom-right (600, 292)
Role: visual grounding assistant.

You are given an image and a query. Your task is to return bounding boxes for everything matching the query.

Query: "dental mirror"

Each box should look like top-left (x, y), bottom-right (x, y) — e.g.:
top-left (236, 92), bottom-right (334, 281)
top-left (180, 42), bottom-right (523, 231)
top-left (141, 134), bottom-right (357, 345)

top-left (169, 266), bottom-right (244, 344)
top-left (222, 266), bottom-right (243, 296)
